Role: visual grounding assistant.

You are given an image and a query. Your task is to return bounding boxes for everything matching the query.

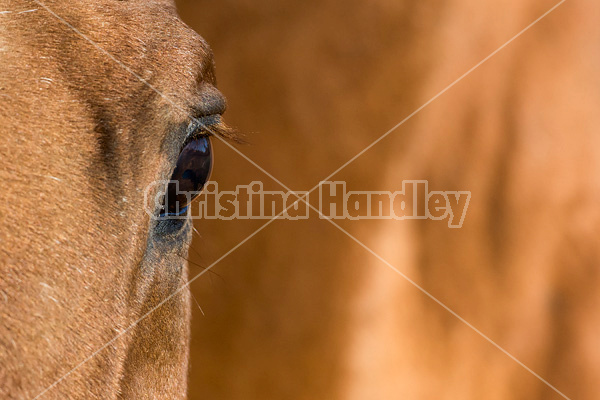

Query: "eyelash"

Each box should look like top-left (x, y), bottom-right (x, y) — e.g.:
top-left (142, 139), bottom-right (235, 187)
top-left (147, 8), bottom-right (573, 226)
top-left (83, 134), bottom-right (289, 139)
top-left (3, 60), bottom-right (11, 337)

top-left (186, 116), bottom-right (242, 147)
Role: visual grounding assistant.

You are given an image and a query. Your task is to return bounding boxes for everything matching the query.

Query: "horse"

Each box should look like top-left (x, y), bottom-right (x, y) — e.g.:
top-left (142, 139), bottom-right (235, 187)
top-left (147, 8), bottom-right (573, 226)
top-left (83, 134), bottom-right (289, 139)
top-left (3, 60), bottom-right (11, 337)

top-left (0, 1), bottom-right (224, 398)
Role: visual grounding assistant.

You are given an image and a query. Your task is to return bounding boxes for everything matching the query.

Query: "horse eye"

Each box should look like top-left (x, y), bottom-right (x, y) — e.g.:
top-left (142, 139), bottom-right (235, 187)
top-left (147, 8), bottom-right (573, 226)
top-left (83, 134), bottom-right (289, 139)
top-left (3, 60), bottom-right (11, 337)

top-left (161, 136), bottom-right (213, 216)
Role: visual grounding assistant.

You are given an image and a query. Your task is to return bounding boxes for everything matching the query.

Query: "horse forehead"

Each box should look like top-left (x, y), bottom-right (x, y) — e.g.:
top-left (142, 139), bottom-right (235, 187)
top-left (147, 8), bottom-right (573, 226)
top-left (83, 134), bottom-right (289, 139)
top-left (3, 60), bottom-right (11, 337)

top-left (87, 1), bottom-right (214, 71)
top-left (22, 1), bottom-right (218, 123)
top-left (20, 1), bottom-right (216, 84)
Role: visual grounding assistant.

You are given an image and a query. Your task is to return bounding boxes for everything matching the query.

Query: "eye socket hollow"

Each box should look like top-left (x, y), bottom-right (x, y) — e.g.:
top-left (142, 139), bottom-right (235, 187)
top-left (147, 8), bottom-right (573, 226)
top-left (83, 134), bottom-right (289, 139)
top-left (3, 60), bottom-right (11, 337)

top-left (160, 135), bottom-right (213, 216)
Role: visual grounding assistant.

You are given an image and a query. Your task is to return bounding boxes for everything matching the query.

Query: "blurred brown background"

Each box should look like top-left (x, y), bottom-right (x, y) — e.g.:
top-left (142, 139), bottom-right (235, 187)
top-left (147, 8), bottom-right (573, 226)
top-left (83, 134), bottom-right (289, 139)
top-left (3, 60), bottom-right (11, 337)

top-left (176, 0), bottom-right (600, 399)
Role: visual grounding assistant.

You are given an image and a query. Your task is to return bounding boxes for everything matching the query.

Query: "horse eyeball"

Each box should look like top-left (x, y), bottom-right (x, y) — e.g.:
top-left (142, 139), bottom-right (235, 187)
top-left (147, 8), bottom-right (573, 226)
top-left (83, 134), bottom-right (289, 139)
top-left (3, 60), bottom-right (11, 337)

top-left (163, 136), bottom-right (213, 216)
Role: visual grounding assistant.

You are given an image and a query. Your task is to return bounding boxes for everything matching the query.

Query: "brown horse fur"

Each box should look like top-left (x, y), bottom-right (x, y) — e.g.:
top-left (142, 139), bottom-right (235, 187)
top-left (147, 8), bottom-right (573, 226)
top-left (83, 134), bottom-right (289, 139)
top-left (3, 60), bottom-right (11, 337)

top-left (0, 0), bottom-right (224, 398)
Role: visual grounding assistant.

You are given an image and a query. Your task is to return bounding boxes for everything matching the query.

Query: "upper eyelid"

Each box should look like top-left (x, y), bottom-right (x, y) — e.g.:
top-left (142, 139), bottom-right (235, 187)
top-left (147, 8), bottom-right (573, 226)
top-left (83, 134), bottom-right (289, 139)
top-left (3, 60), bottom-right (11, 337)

top-left (190, 88), bottom-right (227, 118)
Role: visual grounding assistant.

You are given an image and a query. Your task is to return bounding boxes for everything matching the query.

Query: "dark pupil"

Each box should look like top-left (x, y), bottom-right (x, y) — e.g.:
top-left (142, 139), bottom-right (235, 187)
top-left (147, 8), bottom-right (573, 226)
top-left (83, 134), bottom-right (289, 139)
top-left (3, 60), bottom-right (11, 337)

top-left (163, 136), bottom-right (212, 215)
